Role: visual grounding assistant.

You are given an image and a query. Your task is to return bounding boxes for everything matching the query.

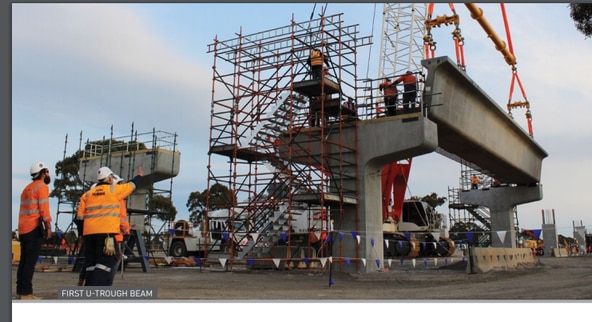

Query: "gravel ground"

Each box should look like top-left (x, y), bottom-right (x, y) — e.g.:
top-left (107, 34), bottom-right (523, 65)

top-left (11, 254), bottom-right (592, 301)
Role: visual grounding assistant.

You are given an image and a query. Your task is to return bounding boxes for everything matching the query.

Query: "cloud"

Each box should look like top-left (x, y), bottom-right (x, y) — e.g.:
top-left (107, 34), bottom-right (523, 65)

top-left (12, 4), bottom-right (211, 130)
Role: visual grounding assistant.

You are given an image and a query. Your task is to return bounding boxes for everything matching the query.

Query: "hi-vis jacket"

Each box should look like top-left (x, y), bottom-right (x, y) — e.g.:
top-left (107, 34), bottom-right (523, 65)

top-left (394, 73), bottom-right (417, 92)
top-left (19, 179), bottom-right (52, 235)
top-left (308, 50), bottom-right (325, 67)
top-left (379, 80), bottom-right (397, 97)
top-left (77, 182), bottom-right (135, 236)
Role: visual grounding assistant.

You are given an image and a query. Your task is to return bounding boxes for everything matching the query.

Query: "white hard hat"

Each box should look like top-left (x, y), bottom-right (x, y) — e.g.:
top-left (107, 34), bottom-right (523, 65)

top-left (113, 174), bottom-right (124, 184)
top-left (30, 161), bottom-right (49, 176)
top-left (96, 166), bottom-right (113, 181)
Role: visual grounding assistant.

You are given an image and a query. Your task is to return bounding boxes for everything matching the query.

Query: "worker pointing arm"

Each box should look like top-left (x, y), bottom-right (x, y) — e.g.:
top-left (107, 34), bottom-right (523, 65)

top-left (76, 166), bottom-right (143, 286)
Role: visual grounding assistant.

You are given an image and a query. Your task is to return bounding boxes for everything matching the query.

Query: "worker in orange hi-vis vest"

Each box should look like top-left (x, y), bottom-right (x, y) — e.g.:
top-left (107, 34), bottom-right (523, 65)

top-left (394, 70), bottom-right (418, 111)
top-left (379, 78), bottom-right (398, 116)
top-left (16, 161), bottom-right (53, 300)
top-left (76, 166), bottom-right (143, 286)
top-left (77, 174), bottom-right (132, 286)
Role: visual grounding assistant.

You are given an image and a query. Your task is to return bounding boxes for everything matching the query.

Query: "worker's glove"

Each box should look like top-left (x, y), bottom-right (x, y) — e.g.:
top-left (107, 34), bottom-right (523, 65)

top-left (103, 236), bottom-right (116, 256)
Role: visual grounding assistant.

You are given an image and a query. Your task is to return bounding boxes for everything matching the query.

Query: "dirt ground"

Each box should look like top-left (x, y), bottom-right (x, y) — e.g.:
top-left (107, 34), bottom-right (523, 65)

top-left (11, 254), bottom-right (592, 301)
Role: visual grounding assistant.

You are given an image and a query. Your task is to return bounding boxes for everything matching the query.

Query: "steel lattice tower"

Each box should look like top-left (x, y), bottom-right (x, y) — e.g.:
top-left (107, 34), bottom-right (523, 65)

top-left (377, 3), bottom-right (426, 79)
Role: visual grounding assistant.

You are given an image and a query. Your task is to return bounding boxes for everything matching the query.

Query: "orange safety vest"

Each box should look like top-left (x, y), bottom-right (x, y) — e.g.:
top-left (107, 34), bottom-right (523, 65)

top-left (379, 80), bottom-right (397, 97)
top-left (19, 179), bottom-right (52, 235)
top-left (77, 182), bottom-right (135, 236)
top-left (395, 74), bottom-right (417, 91)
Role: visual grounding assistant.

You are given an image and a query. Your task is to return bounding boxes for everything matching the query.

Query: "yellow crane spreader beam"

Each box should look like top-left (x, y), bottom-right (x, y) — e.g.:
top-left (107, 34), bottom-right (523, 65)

top-left (465, 3), bottom-right (516, 66)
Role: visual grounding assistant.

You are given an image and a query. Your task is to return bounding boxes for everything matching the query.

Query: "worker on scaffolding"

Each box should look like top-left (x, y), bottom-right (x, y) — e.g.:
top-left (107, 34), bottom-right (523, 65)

top-left (471, 174), bottom-right (479, 190)
top-left (341, 96), bottom-right (358, 121)
top-left (379, 77), bottom-right (398, 116)
top-left (394, 71), bottom-right (417, 112)
top-left (77, 166), bottom-right (142, 286)
top-left (309, 96), bottom-right (327, 127)
top-left (307, 48), bottom-right (328, 80)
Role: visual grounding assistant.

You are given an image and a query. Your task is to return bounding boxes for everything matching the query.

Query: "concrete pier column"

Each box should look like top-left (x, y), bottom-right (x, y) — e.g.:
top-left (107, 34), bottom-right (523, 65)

top-left (128, 188), bottom-right (149, 231)
top-left (331, 116), bottom-right (438, 272)
top-left (460, 185), bottom-right (543, 247)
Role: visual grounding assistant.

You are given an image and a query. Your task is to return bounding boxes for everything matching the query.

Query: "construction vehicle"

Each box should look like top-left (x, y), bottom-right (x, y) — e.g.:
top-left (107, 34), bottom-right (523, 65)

top-left (168, 204), bottom-right (330, 258)
top-left (168, 209), bottom-right (252, 257)
top-left (383, 198), bottom-right (455, 258)
top-left (519, 229), bottom-right (544, 256)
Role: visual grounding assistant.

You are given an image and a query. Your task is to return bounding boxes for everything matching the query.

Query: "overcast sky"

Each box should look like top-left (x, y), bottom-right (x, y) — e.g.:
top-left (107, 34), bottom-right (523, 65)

top-left (11, 3), bottom-right (592, 239)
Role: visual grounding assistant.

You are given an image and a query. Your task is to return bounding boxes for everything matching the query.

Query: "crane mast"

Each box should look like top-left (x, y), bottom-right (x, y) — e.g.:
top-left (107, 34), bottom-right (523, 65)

top-left (377, 3), bottom-right (426, 223)
top-left (378, 3), bottom-right (427, 78)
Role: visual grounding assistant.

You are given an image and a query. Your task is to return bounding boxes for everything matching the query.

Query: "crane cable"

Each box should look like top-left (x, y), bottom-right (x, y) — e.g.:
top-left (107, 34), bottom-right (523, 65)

top-left (500, 3), bottom-right (534, 137)
top-left (425, 3), bottom-right (466, 70)
top-left (364, 3), bottom-right (378, 80)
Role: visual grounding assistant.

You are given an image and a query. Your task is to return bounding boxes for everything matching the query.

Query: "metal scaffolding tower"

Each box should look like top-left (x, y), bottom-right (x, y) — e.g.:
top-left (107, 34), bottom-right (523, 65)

top-left (54, 125), bottom-right (180, 270)
top-left (205, 11), bottom-right (372, 268)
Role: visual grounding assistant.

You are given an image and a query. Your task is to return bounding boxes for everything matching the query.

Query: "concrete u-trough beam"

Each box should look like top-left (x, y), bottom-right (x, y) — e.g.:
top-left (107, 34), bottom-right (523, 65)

top-left (422, 56), bottom-right (548, 185)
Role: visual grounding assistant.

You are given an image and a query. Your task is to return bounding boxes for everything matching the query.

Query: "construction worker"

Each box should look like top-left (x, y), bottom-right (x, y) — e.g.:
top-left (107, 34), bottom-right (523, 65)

top-left (471, 174), bottom-right (479, 190)
top-left (16, 161), bottom-right (53, 300)
top-left (394, 70), bottom-right (417, 112)
top-left (77, 175), bottom-right (130, 285)
top-left (307, 48), bottom-right (328, 80)
top-left (341, 96), bottom-right (358, 121)
top-left (379, 78), bottom-right (398, 116)
top-left (77, 166), bottom-right (143, 286)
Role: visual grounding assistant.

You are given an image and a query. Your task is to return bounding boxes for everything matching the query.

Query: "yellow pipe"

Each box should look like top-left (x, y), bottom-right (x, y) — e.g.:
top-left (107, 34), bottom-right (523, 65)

top-left (465, 3), bottom-right (516, 66)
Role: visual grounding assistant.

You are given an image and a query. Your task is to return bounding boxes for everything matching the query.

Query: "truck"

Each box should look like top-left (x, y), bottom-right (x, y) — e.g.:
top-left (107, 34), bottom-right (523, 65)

top-left (168, 208), bottom-right (256, 257)
top-left (167, 204), bottom-right (329, 258)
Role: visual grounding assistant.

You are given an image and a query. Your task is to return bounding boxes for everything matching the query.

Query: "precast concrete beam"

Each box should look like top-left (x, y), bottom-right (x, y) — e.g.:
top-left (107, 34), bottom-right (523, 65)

top-left (422, 56), bottom-right (548, 185)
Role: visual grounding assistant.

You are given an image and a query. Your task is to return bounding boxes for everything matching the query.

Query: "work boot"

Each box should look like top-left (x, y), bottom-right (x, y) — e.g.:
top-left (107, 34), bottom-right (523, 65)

top-left (18, 294), bottom-right (42, 300)
top-left (77, 278), bottom-right (84, 286)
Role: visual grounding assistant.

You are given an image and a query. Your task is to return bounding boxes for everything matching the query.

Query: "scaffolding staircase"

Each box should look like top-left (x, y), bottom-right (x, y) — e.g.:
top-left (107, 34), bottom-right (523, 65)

top-left (448, 164), bottom-right (520, 246)
top-left (205, 12), bottom-right (370, 264)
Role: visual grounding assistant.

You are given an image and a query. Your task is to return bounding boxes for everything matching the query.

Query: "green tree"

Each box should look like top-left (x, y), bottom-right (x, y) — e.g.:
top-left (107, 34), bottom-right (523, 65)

top-left (186, 183), bottom-right (236, 223)
top-left (50, 150), bottom-right (87, 204)
top-left (149, 194), bottom-right (177, 222)
top-left (410, 192), bottom-right (447, 210)
top-left (570, 3), bottom-right (592, 38)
